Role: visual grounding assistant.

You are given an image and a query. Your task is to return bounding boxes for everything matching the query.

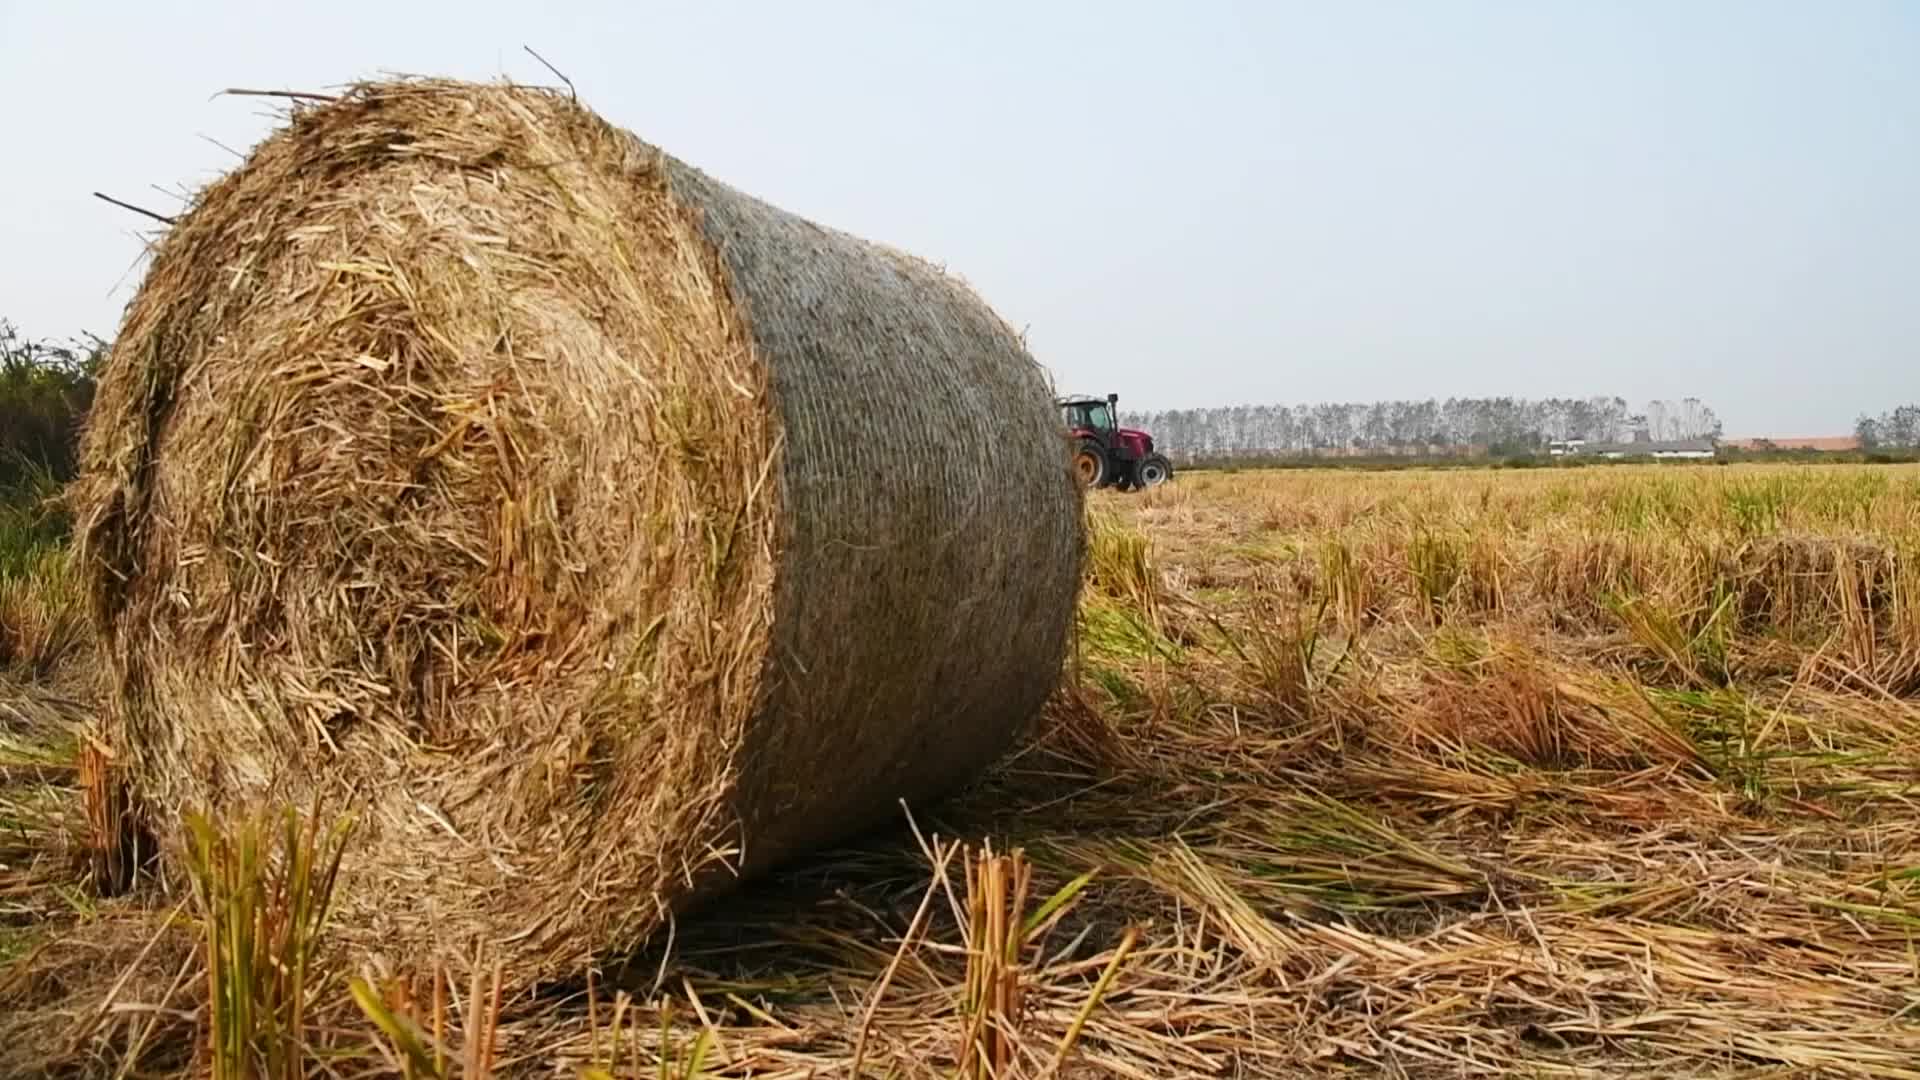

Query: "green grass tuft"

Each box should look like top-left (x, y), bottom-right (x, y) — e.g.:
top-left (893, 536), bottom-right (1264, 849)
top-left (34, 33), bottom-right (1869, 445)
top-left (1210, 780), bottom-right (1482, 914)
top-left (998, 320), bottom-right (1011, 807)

top-left (182, 804), bottom-right (355, 1080)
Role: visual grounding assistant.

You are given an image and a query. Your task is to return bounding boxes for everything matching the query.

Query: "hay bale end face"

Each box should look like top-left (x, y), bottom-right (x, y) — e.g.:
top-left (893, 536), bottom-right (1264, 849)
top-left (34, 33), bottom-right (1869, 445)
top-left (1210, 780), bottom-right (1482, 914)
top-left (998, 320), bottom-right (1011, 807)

top-left (74, 78), bottom-right (1084, 983)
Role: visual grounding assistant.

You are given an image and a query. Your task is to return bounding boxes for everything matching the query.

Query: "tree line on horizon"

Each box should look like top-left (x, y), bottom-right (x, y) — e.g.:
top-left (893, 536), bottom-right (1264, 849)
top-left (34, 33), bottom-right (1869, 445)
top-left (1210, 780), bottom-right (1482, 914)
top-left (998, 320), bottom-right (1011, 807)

top-left (1856, 406), bottom-right (1920, 451)
top-left (0, 320), bottom-right (103, 489)
top-left (1118, 395), bottom-right (1728, 459)
top-left (7, 316), bottom-right (1918, 484)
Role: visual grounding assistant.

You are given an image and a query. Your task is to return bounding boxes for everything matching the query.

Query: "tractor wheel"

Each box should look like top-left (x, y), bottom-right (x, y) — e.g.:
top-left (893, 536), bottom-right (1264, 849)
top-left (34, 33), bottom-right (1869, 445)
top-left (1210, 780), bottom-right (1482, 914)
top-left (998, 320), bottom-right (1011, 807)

top-left (1072, 440), bottom-right (1108, 488)
top-left (1136, 453), bottom-right (1173, 488)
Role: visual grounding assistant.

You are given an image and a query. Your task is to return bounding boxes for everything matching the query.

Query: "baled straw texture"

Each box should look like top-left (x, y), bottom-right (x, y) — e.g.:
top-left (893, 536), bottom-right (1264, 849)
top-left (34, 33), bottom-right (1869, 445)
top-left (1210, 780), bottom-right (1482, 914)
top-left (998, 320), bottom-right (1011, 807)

top-left (72, 78), bottom-right (1084, 986)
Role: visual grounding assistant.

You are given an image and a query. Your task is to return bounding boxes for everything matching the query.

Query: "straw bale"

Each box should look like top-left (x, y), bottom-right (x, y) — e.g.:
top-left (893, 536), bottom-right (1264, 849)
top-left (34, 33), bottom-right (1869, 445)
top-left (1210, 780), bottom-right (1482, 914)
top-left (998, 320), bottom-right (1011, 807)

top-left (71, 78), bottom-right (1084, 985)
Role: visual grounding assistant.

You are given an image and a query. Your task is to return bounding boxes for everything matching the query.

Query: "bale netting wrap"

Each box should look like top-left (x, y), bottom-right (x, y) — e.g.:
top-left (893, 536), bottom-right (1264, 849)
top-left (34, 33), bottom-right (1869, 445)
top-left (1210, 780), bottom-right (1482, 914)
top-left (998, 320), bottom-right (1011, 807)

top-left (74, 78), bottom-right (1085, 983)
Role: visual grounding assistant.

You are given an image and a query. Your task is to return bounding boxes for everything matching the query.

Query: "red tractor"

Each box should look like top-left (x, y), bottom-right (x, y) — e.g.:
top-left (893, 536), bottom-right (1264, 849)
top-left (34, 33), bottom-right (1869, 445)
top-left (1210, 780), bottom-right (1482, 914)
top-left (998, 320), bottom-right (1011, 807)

top-left (1056, 393), bottom-right (1173, 491)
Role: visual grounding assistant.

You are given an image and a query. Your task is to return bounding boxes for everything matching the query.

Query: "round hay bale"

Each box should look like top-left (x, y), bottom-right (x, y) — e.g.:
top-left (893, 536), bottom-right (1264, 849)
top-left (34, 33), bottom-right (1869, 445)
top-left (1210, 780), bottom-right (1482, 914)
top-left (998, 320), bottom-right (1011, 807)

top-left (73, 78), bottom-right (1084, 983)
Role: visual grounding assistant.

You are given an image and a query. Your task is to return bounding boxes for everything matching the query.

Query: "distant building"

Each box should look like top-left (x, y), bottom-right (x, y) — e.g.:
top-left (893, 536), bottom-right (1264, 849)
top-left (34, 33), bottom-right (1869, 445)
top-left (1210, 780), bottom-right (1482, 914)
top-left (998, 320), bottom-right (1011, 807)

top-left (1549, 437), bottom-right (1716, 460)
top-left (1721, 436), bottom-right (1861, 452)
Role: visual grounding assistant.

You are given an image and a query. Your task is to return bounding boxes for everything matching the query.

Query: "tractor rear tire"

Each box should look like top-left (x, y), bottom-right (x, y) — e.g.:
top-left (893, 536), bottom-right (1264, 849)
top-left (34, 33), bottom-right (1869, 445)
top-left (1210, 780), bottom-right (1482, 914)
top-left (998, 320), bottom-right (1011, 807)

top-left (1073, 440), bottom-right (1108, 488)
top-left (1136, 453), bottom-right (1172, 488)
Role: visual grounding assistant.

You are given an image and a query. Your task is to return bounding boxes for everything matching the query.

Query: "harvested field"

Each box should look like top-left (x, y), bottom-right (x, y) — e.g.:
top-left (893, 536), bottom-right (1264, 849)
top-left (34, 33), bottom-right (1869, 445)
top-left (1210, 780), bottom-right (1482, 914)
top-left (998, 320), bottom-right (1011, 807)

top-left (5, 461), bottom-right (1920, 1076)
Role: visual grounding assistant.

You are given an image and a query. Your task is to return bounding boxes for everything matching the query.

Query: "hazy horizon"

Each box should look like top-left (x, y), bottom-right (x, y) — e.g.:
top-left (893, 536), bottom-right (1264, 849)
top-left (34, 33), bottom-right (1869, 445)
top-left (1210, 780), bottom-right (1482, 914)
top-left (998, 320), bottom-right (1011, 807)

top-left (2, 1), bottom-right (1914, 437)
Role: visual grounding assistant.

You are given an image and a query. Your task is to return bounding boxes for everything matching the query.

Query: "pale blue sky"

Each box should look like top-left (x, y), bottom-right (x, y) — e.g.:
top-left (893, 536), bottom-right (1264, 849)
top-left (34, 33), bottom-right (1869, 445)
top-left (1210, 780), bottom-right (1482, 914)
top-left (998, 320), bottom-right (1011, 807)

top-left (3, 1), bottom-right (1914, 435)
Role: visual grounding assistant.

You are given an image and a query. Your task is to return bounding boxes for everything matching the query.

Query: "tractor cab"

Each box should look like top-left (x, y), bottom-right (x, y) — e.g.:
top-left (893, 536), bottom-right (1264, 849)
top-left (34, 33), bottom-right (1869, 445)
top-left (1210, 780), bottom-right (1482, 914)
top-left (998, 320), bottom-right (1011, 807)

top-left (1054, 393), bottom-right (1173, 491)
top-left (1058, 394), bottom-right (1120, 437)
